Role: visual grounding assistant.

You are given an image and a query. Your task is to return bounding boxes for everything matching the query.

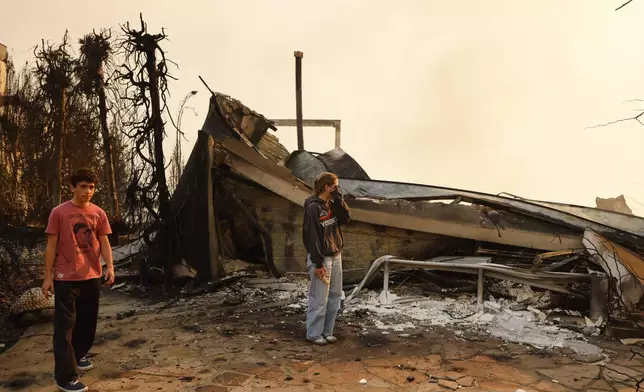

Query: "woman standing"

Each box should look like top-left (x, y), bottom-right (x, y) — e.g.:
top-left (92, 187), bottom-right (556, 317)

top-left (303, 172), bottom-right (351, 345)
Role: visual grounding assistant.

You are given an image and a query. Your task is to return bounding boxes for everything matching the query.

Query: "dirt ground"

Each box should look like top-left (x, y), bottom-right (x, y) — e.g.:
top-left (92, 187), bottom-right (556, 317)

top-left (1, 288), bottom-right (643, 392)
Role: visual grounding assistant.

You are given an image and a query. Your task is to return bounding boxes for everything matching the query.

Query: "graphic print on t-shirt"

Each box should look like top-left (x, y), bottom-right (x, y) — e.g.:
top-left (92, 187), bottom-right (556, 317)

top-left (68, 213), bottom-right (99, 255)
top-left (73, 220), bottom-right (95, 252)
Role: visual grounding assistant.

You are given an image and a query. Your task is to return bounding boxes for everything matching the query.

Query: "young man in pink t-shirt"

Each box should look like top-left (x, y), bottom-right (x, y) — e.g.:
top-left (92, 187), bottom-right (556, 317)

top-left (42, 168), bottom-right (115, 392)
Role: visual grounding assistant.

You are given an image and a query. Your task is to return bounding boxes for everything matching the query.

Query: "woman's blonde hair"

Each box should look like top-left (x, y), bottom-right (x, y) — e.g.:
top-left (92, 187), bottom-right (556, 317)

top-left (313, 172), bottom-right (338, 196)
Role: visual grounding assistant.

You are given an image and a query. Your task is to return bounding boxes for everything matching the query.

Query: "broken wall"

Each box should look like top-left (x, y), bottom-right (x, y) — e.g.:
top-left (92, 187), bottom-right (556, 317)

top-left (256, 132), bottom-right (289, 164)
top-left (595, 195), bottom-right (633, 215)
top-left (170, 131), bottom-right (217, 279)
top-left (217, 173), bottom-right (456, 277)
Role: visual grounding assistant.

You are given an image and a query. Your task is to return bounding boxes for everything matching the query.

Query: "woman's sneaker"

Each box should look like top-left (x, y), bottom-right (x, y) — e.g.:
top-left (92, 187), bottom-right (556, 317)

top-left (77, 356), bottom-right (93, 371)
top-left (308, 337), bottom-right (328, 346)
top-left (56, 380), bottom-right (88, 392)
top-left (324, 335), bottom-right (338, 343)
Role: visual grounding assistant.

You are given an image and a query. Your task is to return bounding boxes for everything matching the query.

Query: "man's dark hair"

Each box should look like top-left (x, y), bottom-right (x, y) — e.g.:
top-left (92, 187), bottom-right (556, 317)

top-left (69, 168), bottom-right (99, 187)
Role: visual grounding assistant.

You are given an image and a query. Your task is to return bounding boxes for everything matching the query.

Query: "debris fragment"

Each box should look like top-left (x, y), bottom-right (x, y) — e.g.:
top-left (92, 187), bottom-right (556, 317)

top-left (583, 228), bottom-right (644, 311)
top-left (231, 299), bottom-right (297, 314)
top-left (445, 371), bottom-right (461, 381)
top-left (110, 282), bottom-right (127, 291)
top-left (116, 310), bottom-right (136, 320)
top-left (478, 313), bottom-right (496, 323)
top-left (359, 378), bottom-right (367, 385)
top-left (621, 338), bottom-right (644, 345)
top-left (457, 376), bottom-right (474, 387)
top-left (528, 306), bottom-right (548, 323)
top-left (438, 379), bottom-right (459, 389)
top-left (596, 194), bottom-right (633, 215)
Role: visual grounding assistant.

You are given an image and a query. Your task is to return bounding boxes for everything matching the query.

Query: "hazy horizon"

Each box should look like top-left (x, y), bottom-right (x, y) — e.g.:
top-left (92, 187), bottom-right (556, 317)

top-left (3, 0), bottom-right (644, 215)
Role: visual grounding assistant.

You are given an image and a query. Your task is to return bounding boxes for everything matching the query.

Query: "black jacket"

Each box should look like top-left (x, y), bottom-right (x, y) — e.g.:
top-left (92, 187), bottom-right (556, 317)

top-left (302, 192), bottom-right (351, 268)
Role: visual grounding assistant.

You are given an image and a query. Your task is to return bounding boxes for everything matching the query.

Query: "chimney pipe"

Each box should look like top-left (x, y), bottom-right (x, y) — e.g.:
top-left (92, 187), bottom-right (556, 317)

top-left (294, 51), bottom-right (304, 150)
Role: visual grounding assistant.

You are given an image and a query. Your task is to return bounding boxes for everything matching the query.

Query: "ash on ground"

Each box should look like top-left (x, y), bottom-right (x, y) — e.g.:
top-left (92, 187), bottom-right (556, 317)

top-left (125, 271), bottom-right (604, 359)
top-left (343, 287), bottom-right (602, 358)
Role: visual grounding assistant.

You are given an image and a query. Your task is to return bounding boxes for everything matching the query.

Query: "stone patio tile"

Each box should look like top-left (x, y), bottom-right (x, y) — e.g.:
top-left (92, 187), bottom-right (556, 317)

top-left (537, 364), bottom-right (600, 390)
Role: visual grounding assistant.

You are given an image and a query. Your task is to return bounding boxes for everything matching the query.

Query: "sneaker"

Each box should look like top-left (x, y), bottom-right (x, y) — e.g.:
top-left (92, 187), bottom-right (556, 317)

top-left (77, 356), bottom-right (93, 371)
top-left (308, 337), bottom-right (328, 346)
top-left (56, 380), bottom-right (88, 392)
top-left (324, 335), bottom-right (338, 343)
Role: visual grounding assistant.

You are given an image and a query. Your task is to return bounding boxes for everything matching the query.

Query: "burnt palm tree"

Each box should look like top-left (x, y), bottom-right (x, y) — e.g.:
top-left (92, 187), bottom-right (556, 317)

top-left (78, 30), bottom-right (119, 218)
top-left (34, 31), bottom-right (76, 209)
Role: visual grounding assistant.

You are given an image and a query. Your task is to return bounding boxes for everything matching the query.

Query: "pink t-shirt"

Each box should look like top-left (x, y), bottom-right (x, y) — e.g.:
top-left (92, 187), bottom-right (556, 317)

top-left (45, 201), bottom-right (112, 281)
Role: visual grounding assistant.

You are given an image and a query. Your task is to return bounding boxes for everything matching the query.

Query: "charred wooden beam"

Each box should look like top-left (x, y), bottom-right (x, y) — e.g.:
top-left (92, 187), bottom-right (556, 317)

top-left (206, 135), bottom-right (221, 279)
top-left (170, 132), bottom-right (221, 281)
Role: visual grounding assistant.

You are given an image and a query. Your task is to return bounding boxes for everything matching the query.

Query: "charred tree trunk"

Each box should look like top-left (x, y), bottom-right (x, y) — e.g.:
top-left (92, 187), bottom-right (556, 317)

top-left (97, 79), bottom-right (119, 218)
top-left (52, 90), bottom-right (67, 208)
top-left (145, 47), bottom-right (173, 290)
top-left (118, 15), bottom-right (180, 290)
top-left (10, 128), bottom-right (19, 206)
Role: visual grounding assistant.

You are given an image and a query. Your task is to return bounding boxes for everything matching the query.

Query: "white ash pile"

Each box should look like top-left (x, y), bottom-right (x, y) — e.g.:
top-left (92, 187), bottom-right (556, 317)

top-left (344, 287), bottom-right (603, 358)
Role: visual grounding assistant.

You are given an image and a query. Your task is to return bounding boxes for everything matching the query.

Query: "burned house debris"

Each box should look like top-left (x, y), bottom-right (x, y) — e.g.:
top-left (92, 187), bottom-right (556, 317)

top-left (155, 91), bottom-right (644, 332)
top-left (596, 194), bottom-right (634, 215)
top-left (5, 91), bottom-right (644, 392)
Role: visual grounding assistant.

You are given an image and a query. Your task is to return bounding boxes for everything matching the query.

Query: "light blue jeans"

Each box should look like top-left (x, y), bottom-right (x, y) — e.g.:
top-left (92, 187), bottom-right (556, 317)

top-left (306, 253), bottom-right (343, 340)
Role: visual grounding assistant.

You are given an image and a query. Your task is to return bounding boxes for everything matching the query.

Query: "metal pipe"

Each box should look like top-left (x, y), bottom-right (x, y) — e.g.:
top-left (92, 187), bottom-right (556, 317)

top-left (387, 258), bottom-right (591, 280)
top-left (477, 269), bottom-right (484, 310)
top-left (383, 260), bottom-right (390, 294)
top-left (294, 51), bottom-right (304, 150)
top-left (346, 255), bottom-right (590, 306)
